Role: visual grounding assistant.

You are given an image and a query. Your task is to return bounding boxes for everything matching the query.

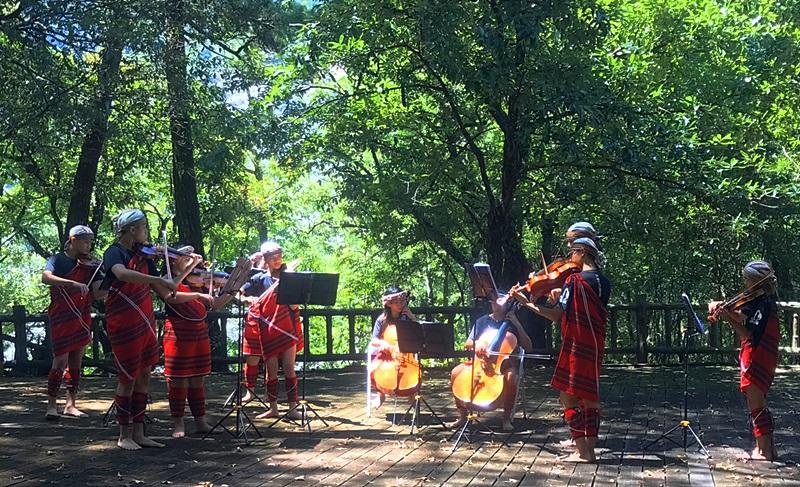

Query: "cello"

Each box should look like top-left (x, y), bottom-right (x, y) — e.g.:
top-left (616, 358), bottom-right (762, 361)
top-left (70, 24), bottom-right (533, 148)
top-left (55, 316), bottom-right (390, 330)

top-left (451, 320), bottom-right (517, 409)
top-left (370, 320), bottom-right (421, 397)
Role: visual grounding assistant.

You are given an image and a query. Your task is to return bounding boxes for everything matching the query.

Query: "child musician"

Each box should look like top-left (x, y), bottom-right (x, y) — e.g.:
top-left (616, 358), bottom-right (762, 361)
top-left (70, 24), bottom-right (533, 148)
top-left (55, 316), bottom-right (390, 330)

top-left (709, 260), bottom-right (779, 460)
top-left (41, 225), bottom-right (105, 419)
top-left (101, 209), bottom-right (177, 450)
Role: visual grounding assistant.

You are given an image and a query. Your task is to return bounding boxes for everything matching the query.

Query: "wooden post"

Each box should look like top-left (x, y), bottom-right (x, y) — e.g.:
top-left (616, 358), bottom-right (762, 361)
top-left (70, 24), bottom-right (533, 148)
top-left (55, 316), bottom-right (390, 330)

top-left (348, 314), bottom-right (356, 355)
top-left (12, 304), bottom-right (28, 373)
top-left (709, 313), bottom-right (721, 348)
top-left (608, 308), bottom-right (618, 350)
top-left (91, 315), bottom-right (100, 361)
top-left (325, 315), bottom-right (333, 356)
top-left (663, 310), bottom-right (673, 349)
top-left (792, 313), bottom-right (799, 352)
top-left (634, 295), bottom-right (649, 365)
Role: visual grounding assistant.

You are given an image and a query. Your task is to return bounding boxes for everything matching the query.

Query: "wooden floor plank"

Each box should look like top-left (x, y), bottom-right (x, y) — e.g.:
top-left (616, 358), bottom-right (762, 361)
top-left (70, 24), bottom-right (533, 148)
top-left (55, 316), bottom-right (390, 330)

top-left (2, 366), bottom-right (800, 487)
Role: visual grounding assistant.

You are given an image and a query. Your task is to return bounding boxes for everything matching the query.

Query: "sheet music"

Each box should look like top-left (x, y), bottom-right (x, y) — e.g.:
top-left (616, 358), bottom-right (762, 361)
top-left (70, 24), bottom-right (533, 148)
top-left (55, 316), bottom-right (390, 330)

top-left (469, 262), bottom-right (499, 300)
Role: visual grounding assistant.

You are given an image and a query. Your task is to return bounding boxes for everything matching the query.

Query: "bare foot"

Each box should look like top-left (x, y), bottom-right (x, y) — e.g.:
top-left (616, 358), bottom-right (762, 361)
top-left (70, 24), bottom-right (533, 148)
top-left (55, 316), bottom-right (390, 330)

top-left (63, 406), bottom-right (88, 418)
top-left (556, 438), bottom-right (576, 449)
top-left (172, 418), bottom-right (185, 438)
top-left (501, 418), bottom-right (514, 432)
top-left (117, 438), bottom-right (141, 451)
top-left (241, 390), bottom-right (254, 403)
top-left (45, 405), bottom-right (59, 420)
top-left (560, 451), bottom-right (596, 463)
top-left (133, 436), bottom-right (165, 448)
top-left (286, 408), bottom-right (303, 421)
top-left (256, 409), bottom-right (279, 420)
top-left (194, 417), bottom-right (211, 434)
top-left (749, 447), bottom-right (774, 461)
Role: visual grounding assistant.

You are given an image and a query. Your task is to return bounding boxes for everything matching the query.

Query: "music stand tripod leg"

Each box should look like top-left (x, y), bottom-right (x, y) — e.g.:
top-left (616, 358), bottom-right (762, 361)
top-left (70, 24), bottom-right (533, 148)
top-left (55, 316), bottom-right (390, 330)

top-left (204, 301), bottom-right (262, 442)
top-left (642, 328), bottom-right (709, 456)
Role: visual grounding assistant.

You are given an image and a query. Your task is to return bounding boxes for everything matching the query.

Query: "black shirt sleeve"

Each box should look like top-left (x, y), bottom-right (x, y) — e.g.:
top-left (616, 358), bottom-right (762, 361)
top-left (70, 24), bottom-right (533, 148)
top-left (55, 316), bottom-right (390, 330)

top-left (44, 254), bottom-right (77, 278)
top-left (100, 244), bottom-right (156, 289)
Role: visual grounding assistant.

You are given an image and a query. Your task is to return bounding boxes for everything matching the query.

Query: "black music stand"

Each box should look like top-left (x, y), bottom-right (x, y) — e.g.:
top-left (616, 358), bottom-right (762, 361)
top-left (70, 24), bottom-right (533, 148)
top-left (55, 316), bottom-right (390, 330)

top-left (467, 263), bottom-right (499, 302)
top-left (394, 320), bottom-right (453, 436)
top-left (643, 293), bottom-right (709, 456)
top-left (268, 271), bottom-right (339, 432)
top-left (204, 300), bottom-right (263, 443)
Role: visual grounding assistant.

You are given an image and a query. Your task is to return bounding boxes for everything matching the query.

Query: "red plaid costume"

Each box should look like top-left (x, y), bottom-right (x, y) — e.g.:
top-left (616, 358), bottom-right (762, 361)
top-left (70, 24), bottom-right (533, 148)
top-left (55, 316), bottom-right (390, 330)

top-left (47, 260), bottom-right (94, 356)
top-left (740, 314), bottom-right (779, 395)
top-left (552, 273), bottom-right (607, 402)
top-left (243, 310), bottom-right (263, 356)
top-left (163, 284), bottom-right (212, 378)
top-left (250, 286), bottom-right (303, 359)
top-left (105, 250), bottom-right (159, 384)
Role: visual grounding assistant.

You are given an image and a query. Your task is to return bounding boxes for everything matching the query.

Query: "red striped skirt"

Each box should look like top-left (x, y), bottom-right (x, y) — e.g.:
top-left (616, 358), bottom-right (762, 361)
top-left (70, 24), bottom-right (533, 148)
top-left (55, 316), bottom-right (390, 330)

top-left (106, 284), bottom-right (159, 384)
top-left (243, 313), bottom-right (263, 356)
top-left (740, 316), bottom-right (779, 395)
top-left (551, 274), bottom-right (607, 402)
top-left (163, 316), bottom-right (211, 378)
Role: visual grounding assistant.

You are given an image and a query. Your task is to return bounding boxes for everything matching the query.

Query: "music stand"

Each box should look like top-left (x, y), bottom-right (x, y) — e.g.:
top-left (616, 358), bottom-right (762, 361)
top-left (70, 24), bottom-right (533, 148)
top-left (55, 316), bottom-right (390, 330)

top-left (268, 271), bottom-right (339, 432)
top-left (467, 263), bottom-right (499, 302)
top-left (394, 320), bottom-right (453, 436)
top-left (204, 300), bottom-right (263, 443)
top-left (643, 292), bottom-right (709, 456)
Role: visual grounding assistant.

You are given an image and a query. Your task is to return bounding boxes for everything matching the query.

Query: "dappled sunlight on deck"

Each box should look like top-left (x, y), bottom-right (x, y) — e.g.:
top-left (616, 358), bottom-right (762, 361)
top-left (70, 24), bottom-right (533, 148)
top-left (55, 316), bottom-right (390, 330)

top-left (1, 366), bottom-right (799, 486)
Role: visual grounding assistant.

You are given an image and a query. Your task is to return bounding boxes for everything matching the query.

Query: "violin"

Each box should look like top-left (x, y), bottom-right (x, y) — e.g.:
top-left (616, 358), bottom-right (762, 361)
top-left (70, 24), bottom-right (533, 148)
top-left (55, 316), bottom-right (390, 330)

top-left (509, 257), bottom-right (580, 304)
top-left (185, 269), bottom-right (230, 291)
top-left (450, 320), bottom-right (517, 408)
top-left (370, 320), bottom-right (420, 397)
top-left (707, 284), bottom-right (768, 322)
top-left (76, 253), bottom-right (102, 269)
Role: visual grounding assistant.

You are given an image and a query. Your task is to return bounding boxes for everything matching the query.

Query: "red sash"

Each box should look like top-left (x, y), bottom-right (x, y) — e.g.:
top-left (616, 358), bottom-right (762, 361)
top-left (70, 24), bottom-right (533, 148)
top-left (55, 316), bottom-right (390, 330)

top-left (105, 251), bottom-right (159, 384)
top-left (47, 261), bottom-right (94, 356)
top-left (740, 314), bottom-right (779, 394)
top-left (551, 273), bottom-right (607, 401)
top-left (163, 284), bottom-right (211, 378)
top-left (249, 286), bottom-right (303, 359)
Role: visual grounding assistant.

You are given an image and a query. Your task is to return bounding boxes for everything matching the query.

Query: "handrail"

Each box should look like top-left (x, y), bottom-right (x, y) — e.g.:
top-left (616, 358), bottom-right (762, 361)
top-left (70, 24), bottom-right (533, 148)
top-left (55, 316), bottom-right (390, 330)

top-left (2, 300), bottom-right (800, 372)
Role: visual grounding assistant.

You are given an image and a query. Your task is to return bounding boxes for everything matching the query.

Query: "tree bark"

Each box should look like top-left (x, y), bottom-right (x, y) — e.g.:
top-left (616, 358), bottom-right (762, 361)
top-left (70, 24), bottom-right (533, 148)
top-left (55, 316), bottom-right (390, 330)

top-left (486, 120), bottom-right (532, 289)
top-left (65, 40), bottom-right (123, 232)
top-left (165, 0), bottom-right (204, 254)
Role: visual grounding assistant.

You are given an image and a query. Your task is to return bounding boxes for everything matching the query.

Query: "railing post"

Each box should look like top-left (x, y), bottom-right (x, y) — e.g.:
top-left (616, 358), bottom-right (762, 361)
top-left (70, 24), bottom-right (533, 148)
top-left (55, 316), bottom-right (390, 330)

top-left (792, 313), bottom-right (799, 352)
top-left (91, 314), bottom-right (100, 361)
top-left (348, 314), bottom-right (356, 355)
top-left (12, 304), bottom-right (28, 373)
top-left (634, 295), bottom-right (649, 365)
top-left (325, 315), bottom-right (333, 356)
top-left (709, 312), bottom-right (721, 348)
top-left (608, 308), bottom-right (618, 350)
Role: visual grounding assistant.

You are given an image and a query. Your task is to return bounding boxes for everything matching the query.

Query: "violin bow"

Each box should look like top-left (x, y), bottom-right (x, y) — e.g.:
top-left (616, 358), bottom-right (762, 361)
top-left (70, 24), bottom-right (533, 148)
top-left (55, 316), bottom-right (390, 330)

top-left (208, 244), bottom-right (215, 297)
top-left (88, 258), bottom-right (104, 284)
top-left (162, 230), bottom-right (176, 297)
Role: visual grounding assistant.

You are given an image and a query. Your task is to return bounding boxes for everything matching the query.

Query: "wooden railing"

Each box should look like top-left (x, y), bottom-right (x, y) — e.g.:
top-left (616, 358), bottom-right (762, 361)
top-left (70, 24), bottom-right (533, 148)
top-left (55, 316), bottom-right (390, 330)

top-left (2, 299), bottom-right (800, 373)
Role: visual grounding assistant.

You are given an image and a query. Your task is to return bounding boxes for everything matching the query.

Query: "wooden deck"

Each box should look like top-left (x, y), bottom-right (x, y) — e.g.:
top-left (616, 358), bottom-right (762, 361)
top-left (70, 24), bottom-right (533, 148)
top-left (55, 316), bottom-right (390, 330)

top-left (1, 365), bottom-right (799, 487)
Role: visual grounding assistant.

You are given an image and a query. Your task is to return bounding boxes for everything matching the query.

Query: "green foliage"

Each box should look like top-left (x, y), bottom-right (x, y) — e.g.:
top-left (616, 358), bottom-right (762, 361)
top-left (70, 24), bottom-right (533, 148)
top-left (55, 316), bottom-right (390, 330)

top-left (2, 0), bottom-right (800, 326)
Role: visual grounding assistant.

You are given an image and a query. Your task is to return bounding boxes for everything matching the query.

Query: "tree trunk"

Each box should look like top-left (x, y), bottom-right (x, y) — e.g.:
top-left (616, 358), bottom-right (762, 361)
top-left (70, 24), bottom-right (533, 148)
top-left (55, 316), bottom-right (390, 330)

top-left (165, 0), bottom-right (204, 254)
top-left (65, 40), bottom-right (123, 232)
top-left (486, 123), bottom-right (531, 289)
top-left (540, 210), bottom-right (558, 263)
